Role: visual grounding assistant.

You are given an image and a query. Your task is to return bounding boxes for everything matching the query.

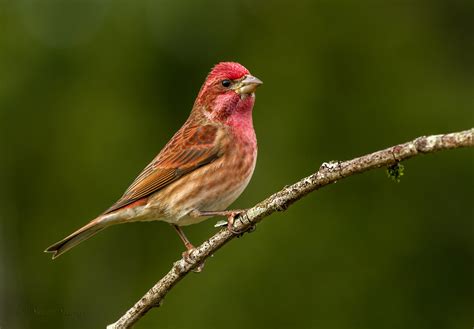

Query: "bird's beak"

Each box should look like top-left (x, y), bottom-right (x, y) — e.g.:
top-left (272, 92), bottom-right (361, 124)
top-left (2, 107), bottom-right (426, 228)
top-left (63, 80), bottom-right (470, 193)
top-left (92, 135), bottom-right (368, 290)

top-left (235, 74), bottom-right (263, 95)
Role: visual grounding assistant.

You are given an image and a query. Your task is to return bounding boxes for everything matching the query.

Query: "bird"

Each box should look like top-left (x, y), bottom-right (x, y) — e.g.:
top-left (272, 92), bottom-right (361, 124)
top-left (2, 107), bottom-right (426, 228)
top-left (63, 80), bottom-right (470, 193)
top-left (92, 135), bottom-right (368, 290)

top-left (45, 62), bottom-right (262, 260)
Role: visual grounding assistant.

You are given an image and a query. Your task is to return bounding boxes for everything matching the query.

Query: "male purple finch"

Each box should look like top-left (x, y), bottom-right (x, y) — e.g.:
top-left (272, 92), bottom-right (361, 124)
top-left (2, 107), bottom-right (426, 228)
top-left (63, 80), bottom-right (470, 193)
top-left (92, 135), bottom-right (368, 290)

top-left (45, 62), bottom-right (262, 259)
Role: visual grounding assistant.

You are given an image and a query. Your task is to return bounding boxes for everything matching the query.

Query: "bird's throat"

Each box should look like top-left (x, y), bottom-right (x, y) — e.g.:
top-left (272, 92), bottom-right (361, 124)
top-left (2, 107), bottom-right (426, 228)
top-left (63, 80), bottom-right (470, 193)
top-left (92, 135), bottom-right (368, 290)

top-left (212, 92), bottom-right (254, 124)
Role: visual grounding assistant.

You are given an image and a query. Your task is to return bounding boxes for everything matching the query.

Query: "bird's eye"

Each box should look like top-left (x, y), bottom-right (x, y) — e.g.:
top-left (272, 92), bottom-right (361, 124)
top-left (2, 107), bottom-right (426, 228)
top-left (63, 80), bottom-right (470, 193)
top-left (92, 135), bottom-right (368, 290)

top-left (221, 79), bottom-right (231, 88)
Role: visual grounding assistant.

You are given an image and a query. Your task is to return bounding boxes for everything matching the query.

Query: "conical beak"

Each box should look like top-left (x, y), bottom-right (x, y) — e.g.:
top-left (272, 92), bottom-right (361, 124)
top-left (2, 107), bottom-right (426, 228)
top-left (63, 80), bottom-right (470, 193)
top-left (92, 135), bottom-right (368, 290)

top-left (235, 74), bottom-right (263, 95)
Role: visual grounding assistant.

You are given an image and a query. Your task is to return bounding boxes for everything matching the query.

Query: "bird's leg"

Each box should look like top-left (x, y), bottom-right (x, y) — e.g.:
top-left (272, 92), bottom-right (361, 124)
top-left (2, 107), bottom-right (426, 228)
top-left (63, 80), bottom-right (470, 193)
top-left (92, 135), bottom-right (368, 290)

top-left (171, 224), bottom-right (204, 273)
top-left (193, 209), bottom-right (254, 235)
top-left (172, 224), bottom-right (195, 251)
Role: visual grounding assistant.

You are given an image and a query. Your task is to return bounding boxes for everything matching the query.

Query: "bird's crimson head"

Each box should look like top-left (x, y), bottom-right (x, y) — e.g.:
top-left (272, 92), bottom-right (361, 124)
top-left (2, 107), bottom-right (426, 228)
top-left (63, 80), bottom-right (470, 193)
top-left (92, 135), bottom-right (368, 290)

top-left (194, 62), bottom-right (262, 123)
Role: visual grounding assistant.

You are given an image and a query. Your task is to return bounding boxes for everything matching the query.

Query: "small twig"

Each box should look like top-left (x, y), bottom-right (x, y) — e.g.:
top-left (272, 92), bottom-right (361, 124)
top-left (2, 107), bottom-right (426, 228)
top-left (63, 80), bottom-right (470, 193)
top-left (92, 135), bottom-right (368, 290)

top-left (107, 128), bottom-right (473, 329)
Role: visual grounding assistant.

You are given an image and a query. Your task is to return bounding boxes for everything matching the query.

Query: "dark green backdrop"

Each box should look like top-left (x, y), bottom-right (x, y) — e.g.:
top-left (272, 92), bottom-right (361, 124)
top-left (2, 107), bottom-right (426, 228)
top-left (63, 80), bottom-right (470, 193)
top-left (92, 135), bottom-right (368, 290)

top-left (1, 1), bottom-right (473, 328)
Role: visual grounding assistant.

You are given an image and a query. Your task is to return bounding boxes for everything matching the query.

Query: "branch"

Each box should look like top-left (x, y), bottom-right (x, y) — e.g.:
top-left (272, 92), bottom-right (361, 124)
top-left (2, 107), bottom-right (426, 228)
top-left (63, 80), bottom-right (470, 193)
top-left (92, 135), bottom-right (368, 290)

top-left (107, 128), bottom-right (473, 329)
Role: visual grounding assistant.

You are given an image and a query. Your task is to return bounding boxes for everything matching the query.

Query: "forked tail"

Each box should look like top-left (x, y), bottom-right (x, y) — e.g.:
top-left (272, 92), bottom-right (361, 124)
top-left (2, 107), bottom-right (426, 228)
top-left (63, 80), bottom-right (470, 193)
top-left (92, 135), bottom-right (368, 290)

top-left (44, 218), bottom-right (106, 259)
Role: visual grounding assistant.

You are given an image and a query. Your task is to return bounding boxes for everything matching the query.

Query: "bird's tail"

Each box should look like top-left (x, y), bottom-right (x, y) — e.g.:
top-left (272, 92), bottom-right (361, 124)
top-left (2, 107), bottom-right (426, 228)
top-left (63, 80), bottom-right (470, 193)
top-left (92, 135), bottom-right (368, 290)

top-left (44, 217), bottom-right (107, 259)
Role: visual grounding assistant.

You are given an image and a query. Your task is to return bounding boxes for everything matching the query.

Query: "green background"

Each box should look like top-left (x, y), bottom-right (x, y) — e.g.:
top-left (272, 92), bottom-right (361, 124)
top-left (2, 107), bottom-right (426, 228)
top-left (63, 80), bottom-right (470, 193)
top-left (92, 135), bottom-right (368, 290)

top-left (1, 1), bottom-right (473, 328)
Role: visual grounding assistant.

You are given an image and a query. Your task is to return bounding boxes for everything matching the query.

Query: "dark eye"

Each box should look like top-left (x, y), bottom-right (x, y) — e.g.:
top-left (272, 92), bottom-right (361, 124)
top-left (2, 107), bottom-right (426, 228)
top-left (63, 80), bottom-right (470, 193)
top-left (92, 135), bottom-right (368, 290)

top-left (221, 79), bottom-right (231, 88)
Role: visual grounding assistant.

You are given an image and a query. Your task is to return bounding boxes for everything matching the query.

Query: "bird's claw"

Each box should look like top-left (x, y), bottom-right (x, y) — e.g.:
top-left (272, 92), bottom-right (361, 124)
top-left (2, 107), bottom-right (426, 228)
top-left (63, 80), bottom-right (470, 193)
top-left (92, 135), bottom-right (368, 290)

top-left (226, 211), bottom-right (255, 236)
top-left (247, 224), bottom-right (256, 233)
top-left (182, 249), bottom-right (205, 273)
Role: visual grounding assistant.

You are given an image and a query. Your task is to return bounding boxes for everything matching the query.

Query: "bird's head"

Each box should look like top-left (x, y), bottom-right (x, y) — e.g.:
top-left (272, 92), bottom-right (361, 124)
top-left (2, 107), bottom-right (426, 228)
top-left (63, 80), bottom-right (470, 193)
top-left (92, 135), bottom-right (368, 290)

top-left (194, 62), bottom-right (263, 123)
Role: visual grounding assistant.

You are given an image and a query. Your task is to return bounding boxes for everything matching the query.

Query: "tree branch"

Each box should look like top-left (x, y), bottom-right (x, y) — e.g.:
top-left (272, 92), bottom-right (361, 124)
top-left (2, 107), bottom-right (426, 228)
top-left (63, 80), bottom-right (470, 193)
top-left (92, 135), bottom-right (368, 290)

top-left (107, 128), bottom-right (473, 329)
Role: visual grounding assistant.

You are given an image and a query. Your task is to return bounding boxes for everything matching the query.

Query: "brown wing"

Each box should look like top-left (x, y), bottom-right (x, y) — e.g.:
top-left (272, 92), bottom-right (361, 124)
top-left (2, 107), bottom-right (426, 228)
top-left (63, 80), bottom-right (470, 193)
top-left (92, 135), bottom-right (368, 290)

top-left (104, 123), bottom-right (223, 214)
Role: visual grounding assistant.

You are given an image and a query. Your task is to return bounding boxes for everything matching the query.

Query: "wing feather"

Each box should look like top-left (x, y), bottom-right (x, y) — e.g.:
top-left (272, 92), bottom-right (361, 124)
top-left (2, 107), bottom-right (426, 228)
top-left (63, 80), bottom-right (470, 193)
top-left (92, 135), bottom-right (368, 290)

top-left (104, 124), bottom-right (223, 214)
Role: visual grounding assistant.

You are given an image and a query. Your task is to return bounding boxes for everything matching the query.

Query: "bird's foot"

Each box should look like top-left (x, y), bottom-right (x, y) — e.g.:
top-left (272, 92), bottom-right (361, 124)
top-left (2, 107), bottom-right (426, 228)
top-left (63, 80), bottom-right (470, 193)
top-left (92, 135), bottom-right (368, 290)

top-left (199, 209), bottom-right (255, 236)
top-left (182, 243), bottom-right (205, 273)
top-left (172, 224), bottom-right (204, 272)
top-left (224, 210), bottom-right (256, 237)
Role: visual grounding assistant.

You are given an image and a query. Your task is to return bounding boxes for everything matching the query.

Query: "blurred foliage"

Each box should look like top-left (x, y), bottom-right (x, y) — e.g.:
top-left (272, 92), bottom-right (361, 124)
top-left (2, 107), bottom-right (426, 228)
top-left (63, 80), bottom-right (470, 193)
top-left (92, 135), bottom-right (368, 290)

top-left (0, 0), bottom-right (473, 328)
